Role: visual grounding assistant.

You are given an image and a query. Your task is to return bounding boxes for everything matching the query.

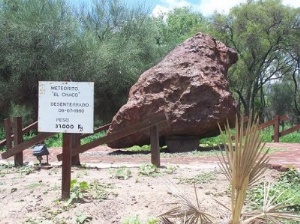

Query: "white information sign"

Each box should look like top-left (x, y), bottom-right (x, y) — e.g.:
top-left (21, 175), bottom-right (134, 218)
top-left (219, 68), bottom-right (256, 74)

top-left (38, 81), bottom-right (94, 134)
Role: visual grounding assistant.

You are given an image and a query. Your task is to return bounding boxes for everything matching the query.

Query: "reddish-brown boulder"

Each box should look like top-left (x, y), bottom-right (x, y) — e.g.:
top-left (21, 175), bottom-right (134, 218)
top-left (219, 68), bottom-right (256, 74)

top-left (107, 32), bottom-right (238, 148)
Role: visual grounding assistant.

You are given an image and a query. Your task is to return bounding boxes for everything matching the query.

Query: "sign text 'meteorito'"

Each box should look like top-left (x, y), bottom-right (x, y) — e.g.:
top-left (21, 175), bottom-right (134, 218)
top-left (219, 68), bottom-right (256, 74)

top-left (51, 85), bottom-right (79, 91)
top-left (51, 84), bottom-right (80, 97)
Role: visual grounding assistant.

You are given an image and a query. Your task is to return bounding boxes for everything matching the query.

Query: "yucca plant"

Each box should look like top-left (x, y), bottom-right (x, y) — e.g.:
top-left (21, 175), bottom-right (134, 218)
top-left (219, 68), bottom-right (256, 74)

top-left (242, 182), bottom-right (300, 223)
top-left (218, 115), bottom-right (269, 224)
top-left (158, 114), bottom-right (300, 223)
top-left (158, 181), bottom-right (213, 224)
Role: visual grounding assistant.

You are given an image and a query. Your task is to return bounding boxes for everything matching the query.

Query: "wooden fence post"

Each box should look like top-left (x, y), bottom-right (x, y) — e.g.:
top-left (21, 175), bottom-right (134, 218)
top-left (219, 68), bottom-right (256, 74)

top-left (273, 115), bottom-right (280, 143)
top-left (71, 134), bottom-right (81, 166)
top-left (62, 133), bottom-right (72, 199)
top-left (13, 117), bottom-right (23, 166)
top-left (4, 118), bottom-right (12, 150)
top-left (150, 125), bottom-right (160, 167)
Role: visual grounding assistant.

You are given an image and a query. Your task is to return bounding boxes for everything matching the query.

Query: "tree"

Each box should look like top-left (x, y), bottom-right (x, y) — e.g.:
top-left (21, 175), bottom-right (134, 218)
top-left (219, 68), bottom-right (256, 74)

top-left (267, 81), bottom-right (294, 117)
top-left (0, 0), bottom-right (167, 124)
top-left (0, 0), bottom-right (82, 123)
top-left (211, 0), bottom-right (300, 119)
top-left (154, 7), bottom-right (209, 51)
top-left (79, 0), bottom-right (167, 122)
top-left (287, 17), bottom-right (300, 121)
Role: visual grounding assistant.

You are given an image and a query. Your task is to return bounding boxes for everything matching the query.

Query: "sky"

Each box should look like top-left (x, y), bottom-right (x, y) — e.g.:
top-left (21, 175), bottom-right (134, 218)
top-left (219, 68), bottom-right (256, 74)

top-left (69, 0), bottom-right (300, 17)
top-left (150, 0), bottom-right (300, 17)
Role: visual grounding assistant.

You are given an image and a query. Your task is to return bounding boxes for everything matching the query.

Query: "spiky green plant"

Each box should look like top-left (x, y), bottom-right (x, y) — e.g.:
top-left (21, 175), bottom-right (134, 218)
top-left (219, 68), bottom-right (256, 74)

top-left (218, 115), bottom-right (269, 224)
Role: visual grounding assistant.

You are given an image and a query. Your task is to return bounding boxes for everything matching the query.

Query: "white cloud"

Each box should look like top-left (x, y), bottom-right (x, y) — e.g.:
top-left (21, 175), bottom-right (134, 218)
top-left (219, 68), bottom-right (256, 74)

top-left (151, 0), bottom-right (197, 17)
top-left (199, 0), bottom-right (300, 16)
top-left (152, 0), bottom-right (300, 18)
top-left (199, 0), bottom-right (246, 16)
top-left (162, 0), bottom-right (191, 8)
top-left (282, 0), bottom-right (300, 8)
top-left (152, 5), bottom-right (170, 17)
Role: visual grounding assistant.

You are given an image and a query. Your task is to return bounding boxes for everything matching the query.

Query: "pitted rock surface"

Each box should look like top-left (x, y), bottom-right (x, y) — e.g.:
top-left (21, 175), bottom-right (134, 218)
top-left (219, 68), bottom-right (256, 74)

top-left (107, 32), bottom-right (238, 148)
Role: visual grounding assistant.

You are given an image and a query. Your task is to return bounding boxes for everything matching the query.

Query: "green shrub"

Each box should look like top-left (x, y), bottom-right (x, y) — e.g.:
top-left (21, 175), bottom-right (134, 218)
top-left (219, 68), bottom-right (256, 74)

top-left (121, 216), bottom-right (159, 224)
top-left (178, 171), bottom-right (216, 184)
top-left (248, 168), bottom-right (300, 213)
top-left (110, 167), bottom-right (132, 180)
top-left (45, 134), bottom-right (62, 147)
top-left (280, 132), bottom-right (300, 143)
top-left (80, 131), bottom-right (106, 145)
top-left (9, 104), bottom-right (34, 127)
top-left (126, 145), bottom-right (150, 152)
top-left (138, 164), bottom-right (158, 177)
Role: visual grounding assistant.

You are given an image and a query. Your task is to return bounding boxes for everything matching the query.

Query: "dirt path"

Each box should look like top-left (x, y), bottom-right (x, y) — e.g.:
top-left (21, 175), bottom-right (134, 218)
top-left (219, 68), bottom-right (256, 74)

top-left (1, 142), bottom-right (300, 170)
top-left (264, 143), bottom-right (300, 170)
top-left (0, 143), bottom-right (299, 223)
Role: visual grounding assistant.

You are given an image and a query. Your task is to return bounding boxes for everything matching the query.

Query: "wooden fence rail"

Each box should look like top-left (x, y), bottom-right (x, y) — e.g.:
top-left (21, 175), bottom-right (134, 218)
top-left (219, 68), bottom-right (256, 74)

top-left (247, 114), bottom-right (300, 142)
top-left (259, 114), bottom-right (289, 142)
top-left (1, 113), bottom-right (299, 164)
top-left (0, 113), bottom-right (167, 199)
top-left (56, 113), bottom-right (167, 162)
top-left (280, 124), bottom-right (300, 137)
top-left (0, 117), bottom-right (46, 166)
top-left (0, 113), bottom-right (299, 200)
top-left (0, 120), bottom-right (38, 148)
top-left (232, 114), bottom-right (297, 142)
top-left (0, 115), bottom-right (300, 158)
top-left (80, 123), bottom-right (111, 139)
top-left (1, 112), bottom-right (168, 167)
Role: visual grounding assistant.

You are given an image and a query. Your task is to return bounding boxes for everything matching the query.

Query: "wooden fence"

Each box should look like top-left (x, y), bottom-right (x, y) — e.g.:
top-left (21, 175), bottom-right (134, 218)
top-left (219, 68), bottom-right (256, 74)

top-left (1, 114), bottom-right (299, 165)
top-left (0, 113), bottom-right (167, 166)
top-left (1, 113), bottom-right (300, 198)
top-left (0, 113), bottom-right (167, 199)
top-left (0, 118), bottom-right (55, 166)
top-left (257, 115), bottom-right (300, 142)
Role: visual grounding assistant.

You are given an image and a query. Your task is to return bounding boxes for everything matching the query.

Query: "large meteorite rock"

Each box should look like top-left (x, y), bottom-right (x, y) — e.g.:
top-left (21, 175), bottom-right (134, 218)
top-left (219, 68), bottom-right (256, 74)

top-left (107, 32), bottom-right (238, 149)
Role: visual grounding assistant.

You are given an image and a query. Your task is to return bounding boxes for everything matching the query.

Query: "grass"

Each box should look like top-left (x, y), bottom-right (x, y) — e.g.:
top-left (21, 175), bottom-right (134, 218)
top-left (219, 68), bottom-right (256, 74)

top-left (25, 181), bottom-right (45, 190)
top-left (260, 126), bottom-right (300, 143)
top-left (248, 168), bottom-right (300, 214)
top-left (88, 180), bottom-right (112, 201)
top-left (201, 126), bottom-right (300, 146)
top-left (0, 164), bottom-right (35, 177)
top-left (64, 179), bottom-right (111, 206)
top-left (126, 145), bottom-right (150, 152)
top-left (0, 131), bottom-right (106, 151)
top-left (76, 213), bottom-right (93, 224)
top-left (199, 135), bottom-right (223, 147)
top-left (138, 163), bottom-right (159, 177)
top-left (121, 216), bottom-right (159, 224)
top-left (280, 132), bottom-right (300, 143)
top-left (136, 164), bottom-right (177, 177)
top-left (178, 171), bottom-right (216, 184)
top-left (45, 132), bottom-right (107, 147)
top-left (0, 122), bottom-right (299, 153)
top-left (80, 131), bottom-right (106, 145)
top-left (243, 182), bottom-right (300, 224)
top-left (159, 115), bottom-right (300, 224)
top-left (110, 166), bottom-right (132, 180)
top-left (45, 133), bottom-right (62, 147)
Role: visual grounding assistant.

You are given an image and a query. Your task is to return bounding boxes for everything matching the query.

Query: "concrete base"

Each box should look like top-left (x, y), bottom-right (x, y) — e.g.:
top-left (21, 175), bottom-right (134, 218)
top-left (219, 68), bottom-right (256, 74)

top-left (165, 136), bottom-right (200, 153)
